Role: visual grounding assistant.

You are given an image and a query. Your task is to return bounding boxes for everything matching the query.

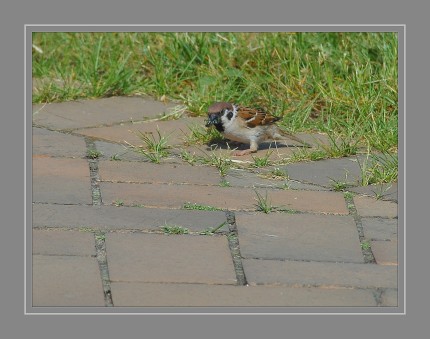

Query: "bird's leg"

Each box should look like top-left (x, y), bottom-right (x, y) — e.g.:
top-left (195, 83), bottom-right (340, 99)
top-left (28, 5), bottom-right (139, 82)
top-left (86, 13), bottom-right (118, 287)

top-left (232, 140), bottom-right (259, 156)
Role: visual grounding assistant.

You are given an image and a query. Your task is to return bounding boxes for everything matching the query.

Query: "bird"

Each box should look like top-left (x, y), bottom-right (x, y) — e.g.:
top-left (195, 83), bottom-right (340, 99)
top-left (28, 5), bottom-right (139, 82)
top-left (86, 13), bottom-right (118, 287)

top-left (205, 102), bottom-right (310, 156)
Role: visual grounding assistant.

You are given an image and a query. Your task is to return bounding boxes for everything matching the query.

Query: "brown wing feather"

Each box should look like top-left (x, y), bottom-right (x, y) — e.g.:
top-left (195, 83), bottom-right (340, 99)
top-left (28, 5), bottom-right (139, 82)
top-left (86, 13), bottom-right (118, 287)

top-left (237, 106), bottom-right (280, 128)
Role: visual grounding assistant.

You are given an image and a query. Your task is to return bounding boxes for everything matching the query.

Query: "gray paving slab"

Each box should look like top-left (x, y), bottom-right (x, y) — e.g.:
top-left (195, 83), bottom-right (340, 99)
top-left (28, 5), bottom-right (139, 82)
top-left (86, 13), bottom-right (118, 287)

top-left (380, 288), bottom-right (398, 307)
top-left (74, 117), bottom-right (205, 146)
top-left (282, 155), bottom-right (368, 188)
top-left (181, 143), bottom-right (297, 164)
top-left (296, 132), bottom-right (331, 147)
top-left (100, 182), bottom-right (348, 213)
top-left (33, 127), bottom-right (87, 158)
top-left (349, 183), bottom-right (398, 202)
top-left (224, 168), bottom-right (329, 190)
top-left (32, 157), bottom-right (92, 204)
top-left (32, 255), bottom-right (105, 306)
top-left (32, 203), bottom-right (227, 232)
top-left (362, 217), bottom-right (398, 241)
top-left (371, 240), bottom-right (398, 265)
top-left (106, 233), bottom-right (236, 284)
top-left (33, 96), bottom-right (178, 130)
top-left (32, 229), bottom-right (96, 256)
top-left (353, 195), bottom-right (398, 218)
top-left (110, 282), bottom-right (377, 307)
top-left (98, 160), bottom-right (221, 185)
top-left (30, 95), bottom-right (400, 309)
top-left (243, 258), bottom-right (397, 289)
top-left (94, 141), bottom-right (145, 161)
top-left (236, 212), bottom-right (364, 263)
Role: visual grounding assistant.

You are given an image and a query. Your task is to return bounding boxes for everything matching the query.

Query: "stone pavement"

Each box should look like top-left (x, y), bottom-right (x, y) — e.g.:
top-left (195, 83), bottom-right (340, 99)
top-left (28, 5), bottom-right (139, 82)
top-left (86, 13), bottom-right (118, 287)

top-left (32, 96), bottom-right (399, 308)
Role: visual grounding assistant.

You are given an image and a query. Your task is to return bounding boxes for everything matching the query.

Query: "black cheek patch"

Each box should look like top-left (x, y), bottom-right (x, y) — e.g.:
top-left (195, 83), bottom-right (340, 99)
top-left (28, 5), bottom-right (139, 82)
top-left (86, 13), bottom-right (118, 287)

top-left (214, 122), bottom-right (224, 132)
top-left (226, 111), bottom-right (233, 120)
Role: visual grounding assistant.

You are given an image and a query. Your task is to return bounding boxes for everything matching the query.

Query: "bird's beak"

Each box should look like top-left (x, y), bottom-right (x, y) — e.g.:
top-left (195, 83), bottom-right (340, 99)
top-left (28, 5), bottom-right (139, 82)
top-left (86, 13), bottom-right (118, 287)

top-left (205, 113), bottom-right (221, 127)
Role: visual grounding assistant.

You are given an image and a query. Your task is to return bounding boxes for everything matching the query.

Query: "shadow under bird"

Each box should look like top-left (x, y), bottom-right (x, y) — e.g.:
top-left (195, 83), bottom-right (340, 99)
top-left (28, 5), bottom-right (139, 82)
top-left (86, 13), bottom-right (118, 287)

top-left (206, 102), bottom-right (310, 156)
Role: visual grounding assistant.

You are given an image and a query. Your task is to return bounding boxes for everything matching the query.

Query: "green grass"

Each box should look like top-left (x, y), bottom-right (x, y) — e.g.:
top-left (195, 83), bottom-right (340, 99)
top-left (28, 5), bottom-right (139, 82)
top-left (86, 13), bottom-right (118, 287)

top-left (361, 241), bottom-right (372, 251)
top-left (254, 190), bottom-right (274, 214)
top-left (183, 123), bottom-right (224, 146)
top-left (33, 32), bottom-right (398, 156)
top-left (183, 202), bottom-right (222, 211)
top-left (219, 178), bottom-right (231, 187)
top-left (113, 199), bottom-right (124, 206)
top-left (86, 149), bottom-right (103, 159)
top-left (251, 151), bottom-right (273, 168)
top-left (160, 224), bottom-right (189, 235)
top-left (200, 151), bottom-right (233, 177)
top-left (358, 152), bottom-right (398, 186)
top-left (129, 128), bottom-right (171, 163)
top-left (199, 221), bottom-right (228, 235)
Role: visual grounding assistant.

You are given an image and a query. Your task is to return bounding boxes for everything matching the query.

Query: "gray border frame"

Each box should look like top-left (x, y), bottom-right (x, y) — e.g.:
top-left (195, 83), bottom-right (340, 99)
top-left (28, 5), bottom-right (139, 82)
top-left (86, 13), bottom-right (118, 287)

top-left (26, 25), bottom-right (405, 315)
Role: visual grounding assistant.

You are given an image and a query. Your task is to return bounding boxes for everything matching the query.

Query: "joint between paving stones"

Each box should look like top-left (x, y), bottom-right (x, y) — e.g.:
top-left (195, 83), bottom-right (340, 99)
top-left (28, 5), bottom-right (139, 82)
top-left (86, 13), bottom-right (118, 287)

top-left (85, 138), bottom-right (103, 206)
top-left (373, 288), bottom-right (384, 306)
top-left (94, 231), bottom-right (114, 307)
top-left (225, 210), bottom-right (248, 286)
top-left (344, 193), bottom-right (377, 264)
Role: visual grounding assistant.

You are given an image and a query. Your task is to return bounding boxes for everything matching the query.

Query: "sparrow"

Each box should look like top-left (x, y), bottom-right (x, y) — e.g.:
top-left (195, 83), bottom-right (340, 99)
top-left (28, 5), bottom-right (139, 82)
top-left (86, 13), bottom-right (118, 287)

top-left (205, 102), bottom-right (310, 156)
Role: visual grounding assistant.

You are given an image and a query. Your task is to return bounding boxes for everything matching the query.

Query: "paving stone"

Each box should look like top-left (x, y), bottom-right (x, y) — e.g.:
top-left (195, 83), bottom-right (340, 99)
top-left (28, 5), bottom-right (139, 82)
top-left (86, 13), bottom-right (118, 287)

top-left (32, 96), bottom-right (178, 130)
top-left (349, 183), bottom-right (398, 202)
top-left (32, 229), bottom-right (96, 256)
top-left (32, 204), bottom-right (227, 232)
top-left (32, 255), bottom-right (105, 306)
top-left (94, 141), bottom-right (145, 161)
top-left (353, 195), bottom-right (398, 218)
top-left (236, 212), bottom-right (363, 263)
top-left (32, 127), bottom-right (87, 158)
top-left (380, 289), bottom-right (398, 307)
top-left (362, 218), bottom-right (398, 241)
top-left (106, 233), bottom-right (236, 284)
top-left (180, 143), bottom-right (298, 164)
top-left (98, 160), bottom-right (221, 185)
top-left (224, 168), bottom-right (329, 190)
top-left (32, 157), bottom-right (92, 204)
top-left (371, 240), bottom-right (398, 265)
top-left (190, 132), bottom-right (328, 161)
top-left (74, 117), bottom-right (206, 146)
top-left (243, 259), bottom-right (397, 289)
top-left (296, 132), bottom-right (331, 148)
top-left (100, 182), bottom-right (348, 213)
top-left (110, 282), bottom-right (376, 307)
top-left (282, 156), bottom-right (367, 188)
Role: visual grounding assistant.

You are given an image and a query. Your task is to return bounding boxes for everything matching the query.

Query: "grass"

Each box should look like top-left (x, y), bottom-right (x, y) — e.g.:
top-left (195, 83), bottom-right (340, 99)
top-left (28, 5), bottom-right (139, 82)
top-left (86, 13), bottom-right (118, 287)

top-left (199, 221), bottom-right (228, 235)
top-left (183, 123), bottom-right (224, 146)
top-left (361, 241), bottom-right (372, 251)
top-left (128, 128), bottom-right (171, 163)
top-left (270, 167), bottom-right (289, 179)
top-left (183, 202), bottom-right (222, 211)
top-left (113, 199), bottom-right (124, 206)
top-left (160, 224), bottom-right (189, 235)
top-left (200, 150), bottom-right (233, 177)
top-left (86, 149), bottom-right (103, 159)
top-left (358, 152), bottom-right (398, 186)
top-left (219, 178), bottom-right (231, 187)
top-left (251, 150), bottom-right (273, 168)
top-left (254, 190), bottom-right (275, 214)
top-left (343, 191), bottom-right (354, 200)
top-left (94, 233), bottom-right (106, 241)
top-left (329, 172), bottom-right (351, 191)
top-left (33, 32), bottom-right (398, 170)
